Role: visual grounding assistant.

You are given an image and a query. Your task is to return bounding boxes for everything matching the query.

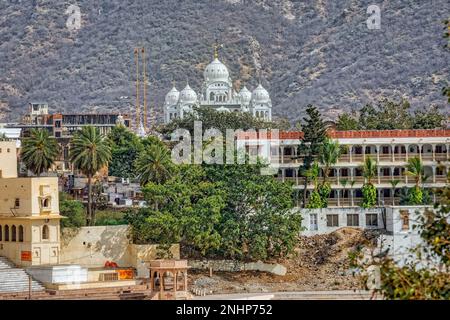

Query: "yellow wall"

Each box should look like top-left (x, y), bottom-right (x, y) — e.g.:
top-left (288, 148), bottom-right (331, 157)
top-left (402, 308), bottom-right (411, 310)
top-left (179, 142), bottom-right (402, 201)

top-left (0, 141), bottom-right (18, 178)
top-left (0, 177), bottom-right (59, 217)
top-left (0, 217), bottom-right (60, 267)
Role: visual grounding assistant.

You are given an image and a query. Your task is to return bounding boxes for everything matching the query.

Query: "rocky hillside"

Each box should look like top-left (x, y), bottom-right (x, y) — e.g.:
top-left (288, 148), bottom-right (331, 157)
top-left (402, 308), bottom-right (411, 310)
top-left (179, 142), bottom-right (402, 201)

top-left (0, 0), bottom-right (449, 123)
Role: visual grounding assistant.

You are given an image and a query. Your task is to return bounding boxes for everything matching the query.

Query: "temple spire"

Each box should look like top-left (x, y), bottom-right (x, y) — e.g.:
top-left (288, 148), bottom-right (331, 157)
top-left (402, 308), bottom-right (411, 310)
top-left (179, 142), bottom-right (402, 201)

top-left (213, 39), bottom-right (221, 59)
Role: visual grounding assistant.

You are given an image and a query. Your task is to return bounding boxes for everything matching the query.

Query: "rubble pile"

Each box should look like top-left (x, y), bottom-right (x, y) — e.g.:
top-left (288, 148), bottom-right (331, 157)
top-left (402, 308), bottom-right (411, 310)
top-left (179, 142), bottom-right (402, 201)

top-left (188, 228), bottom-right (378, 294)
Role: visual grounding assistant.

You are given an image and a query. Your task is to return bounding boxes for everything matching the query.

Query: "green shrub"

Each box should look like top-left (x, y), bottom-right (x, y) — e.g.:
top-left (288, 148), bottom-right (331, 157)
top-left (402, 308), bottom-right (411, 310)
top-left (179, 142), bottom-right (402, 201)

top-left (307, 190), bottom-right (323, 209)
top-left (362, 183), bottom-right (377, 208)
top-left (60, 198), bottom-right (85, 228)
top-left (94, 210), bottom-right (127, 226)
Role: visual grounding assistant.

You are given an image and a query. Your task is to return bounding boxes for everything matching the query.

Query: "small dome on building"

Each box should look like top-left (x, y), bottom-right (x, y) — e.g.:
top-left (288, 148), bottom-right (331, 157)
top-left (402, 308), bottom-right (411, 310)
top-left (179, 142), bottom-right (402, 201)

top-left (203, 58), bottom-right (230, 82)
top-left (251, 84), bottom-right (270, 104)
top-left (165, 86), bottom-right (180, 106)
top-left (239, 86), bottom-right (252, 105)
top-left (179, 83), bottom-right (197, 104)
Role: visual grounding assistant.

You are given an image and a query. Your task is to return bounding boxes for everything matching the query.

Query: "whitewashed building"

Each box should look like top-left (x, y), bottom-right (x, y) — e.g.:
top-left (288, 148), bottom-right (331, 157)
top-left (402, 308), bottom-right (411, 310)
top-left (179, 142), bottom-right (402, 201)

top-left (164, 47), bottom-right (272, 123)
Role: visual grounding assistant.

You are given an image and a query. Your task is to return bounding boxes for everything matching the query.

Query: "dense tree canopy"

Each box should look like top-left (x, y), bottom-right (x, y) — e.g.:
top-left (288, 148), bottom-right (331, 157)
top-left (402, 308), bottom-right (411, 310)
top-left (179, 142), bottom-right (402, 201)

top-left (160, 106), bottom-right (290, 136)
top-left (336, 99), bottom-right (446, 131)
top-left (126, 160), bottom-right (302, 261)
top-left (107, 125), bottom-right (143, 178)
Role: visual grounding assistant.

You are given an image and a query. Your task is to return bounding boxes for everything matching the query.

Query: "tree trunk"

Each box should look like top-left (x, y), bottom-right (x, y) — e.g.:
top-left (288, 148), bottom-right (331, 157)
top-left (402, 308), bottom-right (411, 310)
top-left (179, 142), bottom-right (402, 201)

top-left (87, 174), bottom-right (92, 226)
top-left (302, 176), bottom-right (308, 208)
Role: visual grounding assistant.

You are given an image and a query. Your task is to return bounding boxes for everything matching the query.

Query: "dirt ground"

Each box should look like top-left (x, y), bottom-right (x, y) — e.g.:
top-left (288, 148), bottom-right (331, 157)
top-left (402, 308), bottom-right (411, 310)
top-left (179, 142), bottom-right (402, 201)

top-left (188, 228), bottom-right (378, 294)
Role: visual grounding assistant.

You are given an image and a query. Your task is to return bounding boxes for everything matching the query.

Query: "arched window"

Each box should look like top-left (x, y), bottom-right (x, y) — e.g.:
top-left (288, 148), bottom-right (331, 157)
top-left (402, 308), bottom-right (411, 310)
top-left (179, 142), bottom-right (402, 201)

top-left (11, 225), bottom-right (16, 242)
top-left (0, 225), bottom-right (2, 241)
top-left (42, 225), bottom-right (49, 240)
top-left (19, 226), bottom-right (24, 242)
top-left (209, 92), bottom-right (214, 101)
top-left (4, 225), bottom-right (9, 241)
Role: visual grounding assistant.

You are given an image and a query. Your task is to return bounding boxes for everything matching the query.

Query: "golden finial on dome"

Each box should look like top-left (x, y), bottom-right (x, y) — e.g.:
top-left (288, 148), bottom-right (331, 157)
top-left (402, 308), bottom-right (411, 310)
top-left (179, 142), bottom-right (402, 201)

top-left (213, 39), bottom-right (222, 59)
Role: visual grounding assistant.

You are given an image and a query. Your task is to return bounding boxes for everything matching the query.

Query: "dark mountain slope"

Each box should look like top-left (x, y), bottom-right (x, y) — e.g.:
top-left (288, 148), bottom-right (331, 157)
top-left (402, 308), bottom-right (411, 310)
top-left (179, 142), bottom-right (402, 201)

top-left (0, 0), bottom-right (448, 123)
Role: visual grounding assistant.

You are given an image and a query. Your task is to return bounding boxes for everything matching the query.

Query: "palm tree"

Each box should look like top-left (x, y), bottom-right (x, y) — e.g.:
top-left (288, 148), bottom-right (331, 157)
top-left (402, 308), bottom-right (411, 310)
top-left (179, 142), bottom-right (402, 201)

top-left (306, 161), bottom-right (320, 189)
top-left (389, 179), bottom-right (401, 205)
top-left (21, 129), bottom-right (59, 176)
top-left (319, 139), bottom-right (341, 183)
top-left (69, 126), bottom-right (111, 226)
top-left (135, 143), bottom-right (173, 186)
top-left (340, 179), bottom-right (348, 207)
top-left (362, 156), bottom-right (377, 184)
top-left (406, 157), bottom-right (424, 189)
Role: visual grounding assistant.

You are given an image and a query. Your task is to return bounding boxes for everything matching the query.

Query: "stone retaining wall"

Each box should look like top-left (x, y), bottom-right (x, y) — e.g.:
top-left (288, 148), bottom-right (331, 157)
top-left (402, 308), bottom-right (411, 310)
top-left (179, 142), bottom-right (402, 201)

top-left (189, 260), bottom-right (287, 276)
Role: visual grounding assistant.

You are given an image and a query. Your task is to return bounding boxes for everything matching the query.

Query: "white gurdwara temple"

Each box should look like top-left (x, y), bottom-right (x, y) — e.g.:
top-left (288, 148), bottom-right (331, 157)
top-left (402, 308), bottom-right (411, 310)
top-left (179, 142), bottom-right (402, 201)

top-left (164, 48), bottom-right (272, 124)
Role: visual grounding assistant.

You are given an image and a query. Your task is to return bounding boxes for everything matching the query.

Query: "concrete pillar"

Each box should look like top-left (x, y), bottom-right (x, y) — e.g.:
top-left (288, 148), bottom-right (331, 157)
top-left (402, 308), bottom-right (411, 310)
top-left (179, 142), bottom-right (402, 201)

top-left (282, 169), bottom-right (285, 182)
top-left (418, 144), bottom-right (422, 162)
top-left (391, 145), bottom-right (395, 162)
top-left (432, 166), bottom-right (436, 183)
top-left (432, 144), bottom-right (436, 162)
top-left (337, 189), bottom-right (340, 207)
top-left (349, 145), bottom-right (353, 163)
top-left (377, 167), bottom-right (381, 184)
top-left (280, 147), bottom-right (284, 164)
top-left (405, 144), bottom-right (409, 161)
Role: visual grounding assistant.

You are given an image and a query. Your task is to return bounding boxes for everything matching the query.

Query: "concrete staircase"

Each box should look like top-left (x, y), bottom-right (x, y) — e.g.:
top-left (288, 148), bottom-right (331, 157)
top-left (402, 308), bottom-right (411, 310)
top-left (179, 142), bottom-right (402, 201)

top-left (0, 257), bottom-right (46, 295)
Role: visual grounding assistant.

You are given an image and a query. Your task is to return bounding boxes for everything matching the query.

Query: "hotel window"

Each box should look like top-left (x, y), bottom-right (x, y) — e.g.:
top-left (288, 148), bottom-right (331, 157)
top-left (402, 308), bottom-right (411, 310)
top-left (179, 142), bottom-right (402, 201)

top-left (14, 198), bottom-right (20, 208)
top-left (310, 214), bottom-right (318, 231)
top-left (42, 225), bottom-right (49, 240)
top-left (7, 148), bottom-right (10, 153)
top-left (11, 225), bottom-right (16, 242)
top-left (18, 226), bottom-right (24, 242)
top-left (4, 225), bottom-right (9, 241)
top-left (347, 214), bottom-right (359, 227)
top-left (366, 214), bottom-right (378, 227)
top-left (400, 210), bottom-right (409, 231)
top-left (0, 225), bottom-right (2, 241)
top-left (326, 214), bottom-right (339, 227)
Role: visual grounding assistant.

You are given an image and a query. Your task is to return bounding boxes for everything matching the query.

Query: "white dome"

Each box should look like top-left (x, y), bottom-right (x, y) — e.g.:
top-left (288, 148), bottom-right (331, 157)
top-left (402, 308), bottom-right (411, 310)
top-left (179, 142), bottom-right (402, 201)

top-left (165, 86), bottom-right (179, 106)
top-left (251, 84), bottom-right (270, 104)
top-left (239, 86), bottom-right (252, 105)
top-left (179, 84), bottom-right (197, 104)
top-left (217, 107), bottom-right (231, 113)
top-left (203, 58), bottom-right (230, 82)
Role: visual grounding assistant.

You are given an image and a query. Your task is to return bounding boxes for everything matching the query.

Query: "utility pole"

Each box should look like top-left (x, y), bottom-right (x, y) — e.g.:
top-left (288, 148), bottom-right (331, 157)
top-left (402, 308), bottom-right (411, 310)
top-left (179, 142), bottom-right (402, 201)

top-left (134, 48), bottom-right (140, 132)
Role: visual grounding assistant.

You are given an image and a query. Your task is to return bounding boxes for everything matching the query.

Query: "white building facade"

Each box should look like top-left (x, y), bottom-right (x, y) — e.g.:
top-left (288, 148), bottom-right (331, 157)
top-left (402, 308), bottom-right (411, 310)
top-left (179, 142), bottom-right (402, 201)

top-left (164, 49), bottom-right (272, 123)
top-left (236, 129), bottom-right (450, 207)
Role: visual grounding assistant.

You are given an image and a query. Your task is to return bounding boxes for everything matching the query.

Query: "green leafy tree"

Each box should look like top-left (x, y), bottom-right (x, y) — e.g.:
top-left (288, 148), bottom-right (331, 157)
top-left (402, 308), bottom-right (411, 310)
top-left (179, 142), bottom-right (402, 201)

top-left (135, 142), bottom-right (174, 186)
top-left (161, 106), bottom-right (283, 135)
top-left (126, 165), bottom-right (225, 255)
top-left (21, 128), bottom-right (59, 176)
top-left (318, 139), bottom-right (341, 207)
top-left (412, 106), bottom-right (445, 129)
top-left (336, 112), bottom-right (360, 130)
top-left (107, 125), bottom-right (143, 178)
top-left (406, 157), bottom-right (424, 205)
top-left (361, 157), bottom-right (378, 208)
top-left (69, 126), bottom-right (112, 226)
top-left (205, 160), bottom-right (301, 260)
top-left (359, 104), bottom-right (379, 130)
top-left (297, 105), bottom-right (327, 207)
top-left (306, 162), bottom-right (323, 209)
top-left (59, 192), bottom-right (85, 228)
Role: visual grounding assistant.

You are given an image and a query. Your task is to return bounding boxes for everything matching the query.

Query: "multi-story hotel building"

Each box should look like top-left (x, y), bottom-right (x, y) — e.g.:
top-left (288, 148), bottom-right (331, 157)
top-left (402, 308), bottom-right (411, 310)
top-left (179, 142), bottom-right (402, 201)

top-left (4, 103), bottom-right (131, 174)
top-left (237, 129), bottom-right (450, 207)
